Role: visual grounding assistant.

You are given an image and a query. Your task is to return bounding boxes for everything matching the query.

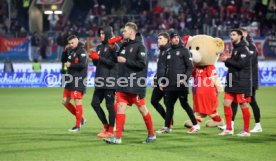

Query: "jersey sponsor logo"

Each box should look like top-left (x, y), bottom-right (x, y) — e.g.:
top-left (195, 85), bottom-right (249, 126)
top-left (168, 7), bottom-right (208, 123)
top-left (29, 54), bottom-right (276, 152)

top-left (140, 52), bottom-right (146, 57)
top-left (240, 54), bottom-right (246, 58)
top-left (98, 50), bottom-right (101, 55)
top-left (129, 47), bottom-right (133, 53)
top-left (81, 53), bottom-right (86, 57)
top-left (167, 55), bottom-right (171, 59)
top-left (104, 47), bottom-right (108, 52)
top-left (120, 49), bottom-right (126, 55)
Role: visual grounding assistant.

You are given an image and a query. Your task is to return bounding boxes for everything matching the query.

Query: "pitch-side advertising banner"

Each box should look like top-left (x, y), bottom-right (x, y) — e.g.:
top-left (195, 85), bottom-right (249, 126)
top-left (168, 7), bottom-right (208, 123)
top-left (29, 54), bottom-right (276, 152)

top-left (0, 62), bottom-right (275, 87)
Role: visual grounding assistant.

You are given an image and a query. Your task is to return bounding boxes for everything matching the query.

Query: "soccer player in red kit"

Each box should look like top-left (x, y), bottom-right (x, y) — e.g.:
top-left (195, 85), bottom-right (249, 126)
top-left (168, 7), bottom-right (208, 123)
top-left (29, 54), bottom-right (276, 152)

top-left (219, 29), bottom-right (252, 136)
top-left (104, 22), bottom-right (156, 144)
top-left (62, 35), bottom-right (88, 132)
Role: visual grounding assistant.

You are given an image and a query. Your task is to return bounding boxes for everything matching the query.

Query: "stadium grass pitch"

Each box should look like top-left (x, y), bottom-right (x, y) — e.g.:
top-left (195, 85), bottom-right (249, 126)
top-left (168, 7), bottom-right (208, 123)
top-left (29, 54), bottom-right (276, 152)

top-left (0, 87), bottom-right (275, 161)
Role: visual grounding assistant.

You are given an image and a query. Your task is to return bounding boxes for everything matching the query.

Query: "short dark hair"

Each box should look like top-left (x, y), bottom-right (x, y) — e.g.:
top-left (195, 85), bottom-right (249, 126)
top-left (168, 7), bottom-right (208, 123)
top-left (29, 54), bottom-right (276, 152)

top-left (158, 32), bottom-right (170, 40)
top-left (231, 29), bottom-right (243, 39)
top-left (239, 28), bottom-right (248, 33)
top-left (125, 22), bottom-right (138, 32)
top-left (67, 35), bottom-right (78, 41)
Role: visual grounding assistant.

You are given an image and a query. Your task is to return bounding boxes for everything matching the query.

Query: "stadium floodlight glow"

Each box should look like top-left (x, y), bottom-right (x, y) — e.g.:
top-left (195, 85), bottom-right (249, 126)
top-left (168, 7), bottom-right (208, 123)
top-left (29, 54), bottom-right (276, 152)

top-left (54, 10), bottom-right (63, 14)
top-left (44, 10), bottom-right (53, 14)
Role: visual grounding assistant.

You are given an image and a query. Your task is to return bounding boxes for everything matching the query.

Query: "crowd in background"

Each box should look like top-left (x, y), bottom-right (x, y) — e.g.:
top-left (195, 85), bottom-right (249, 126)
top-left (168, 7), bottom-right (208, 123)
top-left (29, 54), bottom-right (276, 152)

top-left (0, 0), bottom-right (275, 61)
top-left (0, 0), bottom-right (275, 38)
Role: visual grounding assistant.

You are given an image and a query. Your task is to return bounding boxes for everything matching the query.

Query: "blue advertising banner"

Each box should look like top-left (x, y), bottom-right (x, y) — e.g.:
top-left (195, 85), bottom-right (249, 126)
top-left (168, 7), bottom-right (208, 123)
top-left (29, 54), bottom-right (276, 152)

top-left (0, 62), bottom-right (275, 88)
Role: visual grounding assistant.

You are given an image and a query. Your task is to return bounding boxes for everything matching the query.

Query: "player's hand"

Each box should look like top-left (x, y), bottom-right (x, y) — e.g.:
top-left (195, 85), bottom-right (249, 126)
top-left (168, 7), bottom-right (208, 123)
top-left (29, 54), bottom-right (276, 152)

top-left (220, 49), bottom-right (231, 62)
top-left (159, 83), bottom-right (165, 91)
top-left (108, 44), bottom-right (116, 50)
top-left (66, 62), bottom-right (71, 68)
top-left (117, 56), bottom-right (126, 63)
top-left (216, 85), bottom-right (224, 93)
top-left (179, 79), bottom-right (186, 85)
top-left (89, 50), bottom-right (99, 60)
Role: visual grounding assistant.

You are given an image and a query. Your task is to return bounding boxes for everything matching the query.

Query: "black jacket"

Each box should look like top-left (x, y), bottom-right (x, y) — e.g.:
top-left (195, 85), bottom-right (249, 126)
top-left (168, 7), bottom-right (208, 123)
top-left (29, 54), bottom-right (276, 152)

top-left (65, 43), bottom-right (88, 92)
top-left (93, 26), bottom-right (118, 90)
top-left (225, 39), bottom-right (252, 97)
top-left (164, 42), bottom-right (193, 92)
top-left (246, 35), bottom-right (259, 89)
top-left (117, 33), bottom-right (148, 98)
top-left (157, 43), bottom-right (171, 80)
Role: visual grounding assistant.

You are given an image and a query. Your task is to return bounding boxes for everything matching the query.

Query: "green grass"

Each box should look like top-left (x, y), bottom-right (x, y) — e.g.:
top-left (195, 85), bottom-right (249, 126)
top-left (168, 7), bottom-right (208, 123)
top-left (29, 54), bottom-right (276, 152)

top-left (0, 87), bottom-right (276, 161)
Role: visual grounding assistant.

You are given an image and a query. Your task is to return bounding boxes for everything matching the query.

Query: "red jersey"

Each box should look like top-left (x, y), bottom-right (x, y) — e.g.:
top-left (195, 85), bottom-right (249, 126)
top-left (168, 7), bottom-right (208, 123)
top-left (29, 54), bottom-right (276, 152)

top-left (192, 65), bottom-right (219, 114)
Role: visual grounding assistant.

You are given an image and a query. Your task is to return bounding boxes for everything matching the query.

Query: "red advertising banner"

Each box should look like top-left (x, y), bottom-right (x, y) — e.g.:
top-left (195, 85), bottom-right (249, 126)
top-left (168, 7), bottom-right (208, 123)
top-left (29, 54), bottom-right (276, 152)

top-left (223, 39), bottom-right (265, 59)
top-left (0, 38), bottom-right (27, 53)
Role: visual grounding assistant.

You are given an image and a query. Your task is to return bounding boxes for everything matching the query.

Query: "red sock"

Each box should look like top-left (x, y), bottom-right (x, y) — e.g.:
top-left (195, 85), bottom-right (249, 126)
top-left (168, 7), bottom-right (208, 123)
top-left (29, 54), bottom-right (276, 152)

top-left (103, 123), bottom-right (109, 131)
top-left (114, 103), bottom-right (118, 114)
top-left (224, 106), bottom-right (232, 130)
top-left (108, 126), bottom-right (114, 134)
top-left (65, 103), bottom-right (76, 116)
top-left (212, 115), bottom-right (222, 122)
top-left (241, 108), bottom-right (250, 132)
top-left (116, 114), bottom-right (125, 138)
top-left (75, 105), bottom-right (83, 128)
top-left (143, 112), bottom-right (155, 137)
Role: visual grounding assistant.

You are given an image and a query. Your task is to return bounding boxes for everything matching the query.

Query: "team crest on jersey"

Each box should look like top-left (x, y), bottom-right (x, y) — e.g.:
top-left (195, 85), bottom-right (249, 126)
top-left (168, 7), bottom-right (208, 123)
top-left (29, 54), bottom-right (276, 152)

top-left (241, 54), bottom-right (246, 58)
top-left (140, 52), bottom-right (146, 57)
top-left (73, 53), bottom-right (76, 57)
top-left (120, 49), bottom-right (126, 55)
top-left (233, 51), bottom-right (237, 55)
top-left (68, 55), bottom-right (71, 59)
top-left (104, 47), bottom-right (108, 52)
top-left (176, 51), bottom-right (180, 56)
top-left (129, 47), bottom-right (133, 53)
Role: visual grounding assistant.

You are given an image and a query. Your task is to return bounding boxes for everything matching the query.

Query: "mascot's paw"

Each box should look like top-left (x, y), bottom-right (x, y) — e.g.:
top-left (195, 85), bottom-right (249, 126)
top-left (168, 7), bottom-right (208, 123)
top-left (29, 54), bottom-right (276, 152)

top-left (205, 120), bottom-right (224, 127)
top-left (217, 86), bottom-right (224, 93)
top-left (184, 120), bottom-right (193, 128)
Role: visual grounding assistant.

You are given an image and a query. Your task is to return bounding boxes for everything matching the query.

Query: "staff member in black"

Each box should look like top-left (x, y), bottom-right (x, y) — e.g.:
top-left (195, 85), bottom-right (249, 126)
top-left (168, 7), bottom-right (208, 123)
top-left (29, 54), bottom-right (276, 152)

top-left (151, 32), bottom-right (172, 133)
top-left (62, 35), bottom-right (88, 132)
top-left (89, 26), bottom-right (118, 138)
top-left (161, 32), bottom-right (200, 134)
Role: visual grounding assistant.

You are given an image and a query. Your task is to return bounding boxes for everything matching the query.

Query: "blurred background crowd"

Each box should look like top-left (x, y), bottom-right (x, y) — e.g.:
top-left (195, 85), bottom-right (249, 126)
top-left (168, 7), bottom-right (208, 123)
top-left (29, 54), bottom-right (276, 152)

top-left (0, 0), bottom-right (275, 61)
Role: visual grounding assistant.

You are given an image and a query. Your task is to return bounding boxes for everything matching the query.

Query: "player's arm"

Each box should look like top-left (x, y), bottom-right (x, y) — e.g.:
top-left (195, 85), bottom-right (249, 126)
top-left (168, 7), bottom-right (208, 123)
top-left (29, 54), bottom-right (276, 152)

top-left (98, 47), bottom-right (117, 68)
top-left (225, 50), bottom-right (250, 70)
top-left (125, 45), bottom-right (147, 70)
top-left (70, 50), bottom-right (87, 69)
top-left (208, 67), bottom-right (224, 93)
top-left (182, 48), bottom-right (193, 78)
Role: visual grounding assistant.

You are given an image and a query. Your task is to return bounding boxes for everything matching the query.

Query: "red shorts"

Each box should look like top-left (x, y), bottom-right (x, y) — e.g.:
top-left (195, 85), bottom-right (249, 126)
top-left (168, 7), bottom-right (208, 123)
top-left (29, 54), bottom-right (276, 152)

top-left (224, 92), bottom-right (251, 103)
top-left (116, 92), bottom-right (145, 106)
top-left (63, 89), bottom-right (83, 99)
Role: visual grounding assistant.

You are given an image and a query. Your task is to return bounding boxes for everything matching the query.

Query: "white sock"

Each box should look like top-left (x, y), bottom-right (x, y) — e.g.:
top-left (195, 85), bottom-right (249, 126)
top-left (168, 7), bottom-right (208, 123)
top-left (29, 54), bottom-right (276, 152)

top-left (231, 121), bottom-right (235, 129)
top-left (255, 122), bottom-right (261, 128)
top-left (194, 124), bottom-right (200, 129)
